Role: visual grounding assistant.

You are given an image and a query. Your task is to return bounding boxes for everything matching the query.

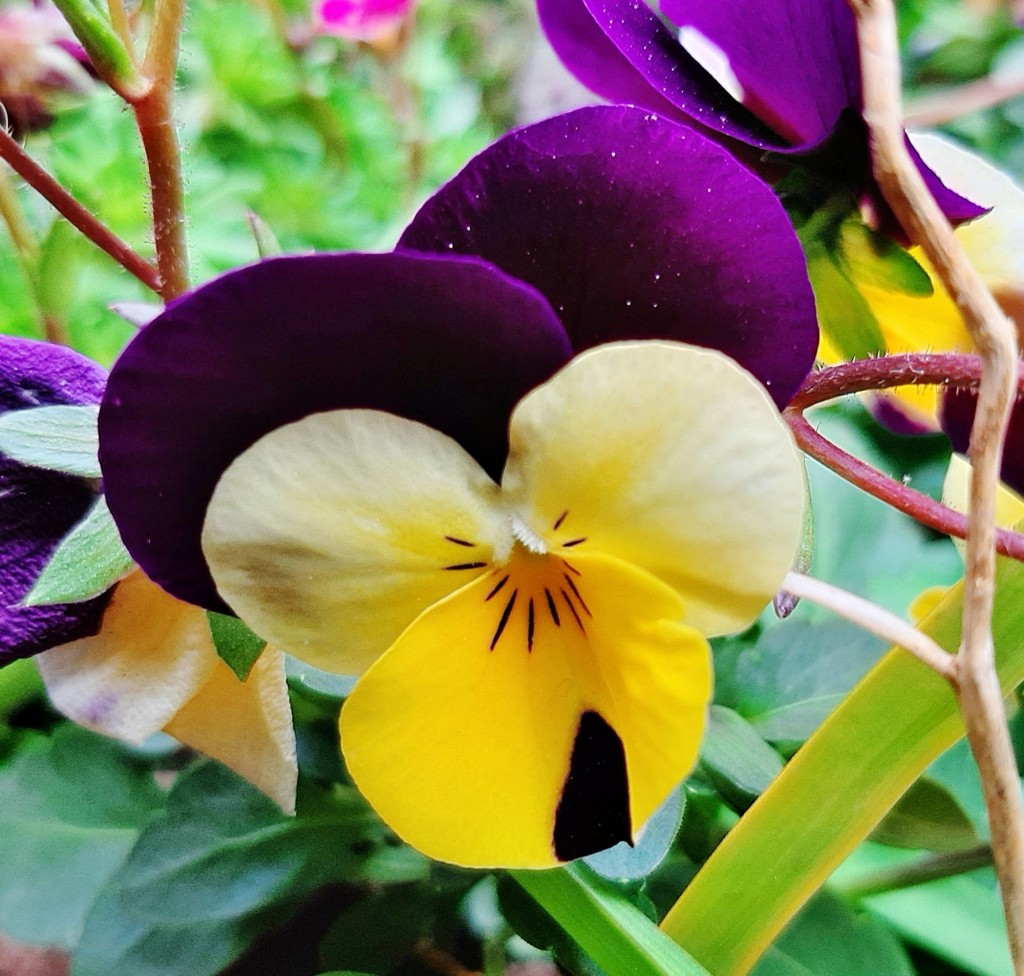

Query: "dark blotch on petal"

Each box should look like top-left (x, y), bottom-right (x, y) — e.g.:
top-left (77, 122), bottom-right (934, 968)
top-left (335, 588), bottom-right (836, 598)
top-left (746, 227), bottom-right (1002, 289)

top-left (99, 252), bottom-right (573, 611)
top-left (0, 336), bottom-right (110, 665)
top-left (401, 106), bottom-right (818, 407)
top-left (554, 709), bottom-right (632, 861)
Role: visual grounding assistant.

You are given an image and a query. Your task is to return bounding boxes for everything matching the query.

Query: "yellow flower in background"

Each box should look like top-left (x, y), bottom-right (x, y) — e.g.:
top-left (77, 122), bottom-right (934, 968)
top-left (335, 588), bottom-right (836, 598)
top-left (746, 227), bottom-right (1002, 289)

top-left (200, 342), bottom-right (805, 867)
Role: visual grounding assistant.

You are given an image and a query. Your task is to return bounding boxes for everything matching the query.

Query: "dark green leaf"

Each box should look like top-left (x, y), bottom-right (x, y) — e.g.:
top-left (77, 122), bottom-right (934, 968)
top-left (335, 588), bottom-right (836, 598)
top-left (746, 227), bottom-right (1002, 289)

top-left (0, 725), bottom-right (164, 949)
top-left (74, 763), bottom-right (428, 976)
top-left (24, 497), bottom-right (133, 606)
top-left (751, 890), bottom-right (914, 976)
top-left (869, 777), bottom-right (981, 852)
top-left (585, 788), bottom-right (684, 881)
top-left (698, 706), bottom-right (784, 810)
top-left (0, 404), bottom-right (100, 477)
top-left (207, 612), bottom-right (266, 681)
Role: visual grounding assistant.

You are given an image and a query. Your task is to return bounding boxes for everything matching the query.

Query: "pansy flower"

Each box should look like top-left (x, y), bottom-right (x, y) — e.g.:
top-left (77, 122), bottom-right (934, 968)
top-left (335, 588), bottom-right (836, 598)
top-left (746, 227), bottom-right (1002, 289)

top-left (313, 0), bottom-right (414, 44)
top-left (535, 0), bottom-right (983, 225)
top-left (99, 106), bottom-right (814, 866)
top-left (0, 336), bottom-right (297, 811)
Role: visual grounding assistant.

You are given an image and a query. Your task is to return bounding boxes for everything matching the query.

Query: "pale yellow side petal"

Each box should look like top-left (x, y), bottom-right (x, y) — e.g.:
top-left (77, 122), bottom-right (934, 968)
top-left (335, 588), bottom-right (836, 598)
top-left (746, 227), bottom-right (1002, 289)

top-left (203, 409), bottom-right (511, 676)
top-left (37, 570), bottom-right (217, 743)
top-left (500, 342), bottom-right (805, 636)
top-left (911, 131), bottom-right (1024, 291)
top-left (165, 646), bottom-right (298, 814)
top-left (942, 452), bottom-right (1024, 530)
top-left (341, 550), bottom-right (711, 868)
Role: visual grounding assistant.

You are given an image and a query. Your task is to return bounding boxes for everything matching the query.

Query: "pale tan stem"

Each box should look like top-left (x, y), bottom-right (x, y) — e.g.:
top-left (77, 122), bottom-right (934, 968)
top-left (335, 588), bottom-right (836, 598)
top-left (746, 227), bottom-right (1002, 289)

top-left (905, 74), bottom-right (1024, 128)
top-left (781, 573), bottom-right (957, 681)
top-left (848, 0), bottom-right (1024, 968)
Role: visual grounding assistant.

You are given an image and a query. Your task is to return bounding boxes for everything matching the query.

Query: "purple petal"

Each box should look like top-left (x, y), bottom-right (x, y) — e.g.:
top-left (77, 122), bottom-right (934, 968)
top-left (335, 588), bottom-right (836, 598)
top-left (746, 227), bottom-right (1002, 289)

top-left (537, 0), bottom-right (777, 147)
top-left (941, 390), bottom-right (1024, 497)
top-left (660, 0), bottom-right (860, 147)
top-left (399, 106), bottom-right (818, 408)
top-left (0, 336), bottom-right (109, 666)
top-left (910, 138), bottom-right (989, 224)
top-left (99, 252), bottom-right (573, 611)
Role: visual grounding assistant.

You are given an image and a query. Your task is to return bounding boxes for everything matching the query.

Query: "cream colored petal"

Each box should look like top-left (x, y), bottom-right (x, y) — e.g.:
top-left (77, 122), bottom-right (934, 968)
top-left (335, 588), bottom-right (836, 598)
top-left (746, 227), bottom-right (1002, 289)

top-left (942, 452), bottom-right (1024, 532)
top-left (202, 409), bottom-right (510, 675)
top-left (165, 646), bottom-right (298, 814)
top-left (37, 570), bottom-right (217, 743)
top-left (500, 342), bottom-right (805, 636)
top-left (911, 131), bottom-right (1024, 291)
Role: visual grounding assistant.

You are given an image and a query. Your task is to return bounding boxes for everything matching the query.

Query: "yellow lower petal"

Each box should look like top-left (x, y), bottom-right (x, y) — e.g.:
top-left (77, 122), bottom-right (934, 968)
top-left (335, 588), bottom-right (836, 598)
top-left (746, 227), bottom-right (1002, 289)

top-left (165, 646), bottom-right (298, 814)
top-left (37, 570), bottom-right (218, 743)
top-left (340, 549), bottom-right (711, 869)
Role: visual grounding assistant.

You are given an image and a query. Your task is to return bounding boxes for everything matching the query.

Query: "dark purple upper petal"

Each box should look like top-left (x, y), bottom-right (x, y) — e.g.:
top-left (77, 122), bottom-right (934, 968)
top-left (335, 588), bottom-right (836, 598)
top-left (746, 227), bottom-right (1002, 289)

top-left (660, 0), bottom-right (860, 147)
top-left (537, 0), bottom-right (777, 148)
top-left (399, 106), bottom-right (818, 408)
top-left (99, 252), bottom-right (574, 611)
top-left (0, 336), bottom-right (109, 666)
top-left (941, 390), bottom-right (1024, 498)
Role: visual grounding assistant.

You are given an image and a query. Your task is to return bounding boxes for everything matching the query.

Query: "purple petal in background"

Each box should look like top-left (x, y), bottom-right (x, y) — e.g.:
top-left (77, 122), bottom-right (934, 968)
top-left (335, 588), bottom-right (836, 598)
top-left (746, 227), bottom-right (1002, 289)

top-left (660, 0), bottom-right (860, 147)
top-left (537, 0), bottom-right (776, 147)
top-left (942, 389), bottom-right (1024, 497)
top-left (0, 336), bottom-right (110, 666)
top-left (400, 106), bottom-right (818, 408)
top-left (100, 252), bottom-right (573, 611)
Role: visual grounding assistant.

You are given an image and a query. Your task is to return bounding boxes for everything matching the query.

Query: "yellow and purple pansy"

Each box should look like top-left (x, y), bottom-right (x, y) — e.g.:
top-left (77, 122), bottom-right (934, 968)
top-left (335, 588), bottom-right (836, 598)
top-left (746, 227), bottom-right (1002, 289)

top-left (536, 0), bottom-right (983, 225)
top-left (98, 106), bottom-right (816, 867)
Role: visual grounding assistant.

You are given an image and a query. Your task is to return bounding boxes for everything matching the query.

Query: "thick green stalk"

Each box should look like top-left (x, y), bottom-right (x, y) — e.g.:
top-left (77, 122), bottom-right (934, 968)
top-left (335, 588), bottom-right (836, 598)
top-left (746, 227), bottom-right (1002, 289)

top-left (661, 555), bottom-right (1024, 975)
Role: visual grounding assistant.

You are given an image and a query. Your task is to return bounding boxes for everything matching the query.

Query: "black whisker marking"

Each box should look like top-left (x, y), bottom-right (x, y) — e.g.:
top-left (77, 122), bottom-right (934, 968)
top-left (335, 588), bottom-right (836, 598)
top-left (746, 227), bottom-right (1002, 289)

top-left (544, 588), bottom-right (561, 627)
top-left (444, 536), bottom-right (476, 547)
top-left (564, 575), bottom-right (592, 617)
top-left (485, 575), bottom-right (510, 601)
top-left (444, 561), bottom-right (488, 571)
top-left (490, 590), bottom-right (518, 650)
top-left (561, 559), bottom-right (581, 576)
top-left (561, 589), bottom-right (586, 634)
top-left (562, 537), bottom-right (587, 548)
top-left (553, 510), bottom-right (569, 531)
top-left (527, 598), bottom-right (535, 652)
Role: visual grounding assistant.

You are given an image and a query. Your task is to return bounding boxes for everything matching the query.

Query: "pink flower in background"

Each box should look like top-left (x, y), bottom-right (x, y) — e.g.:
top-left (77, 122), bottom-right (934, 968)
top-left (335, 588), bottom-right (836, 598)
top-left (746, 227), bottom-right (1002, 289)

top-left (314, 0), bottom-right (414, 42)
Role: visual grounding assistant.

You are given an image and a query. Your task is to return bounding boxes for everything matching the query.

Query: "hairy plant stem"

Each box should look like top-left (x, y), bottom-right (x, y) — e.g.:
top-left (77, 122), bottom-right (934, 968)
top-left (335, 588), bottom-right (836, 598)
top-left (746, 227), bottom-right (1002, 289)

top-left (849, 0), bottom-right (1024, 968)
top-left (132, 0), bottom-right (189, 301)
top-left (787, 413), bottom-right (1024, 562)
top-left (0, 128), bottom-right (160, 294)
top-left (836, 845), bottom-right (994, 900)
top-left (781, 572), bottom-right (956, 679)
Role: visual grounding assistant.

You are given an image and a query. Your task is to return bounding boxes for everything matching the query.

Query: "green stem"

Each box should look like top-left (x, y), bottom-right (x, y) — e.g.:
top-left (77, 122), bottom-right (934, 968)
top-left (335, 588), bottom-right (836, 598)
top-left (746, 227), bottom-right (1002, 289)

top-left (51, 0), bottom-right (144, 100)
top-left (512, 864), bottom-right (712, 976)
top-left (835, 844), bottom-right (994, 900)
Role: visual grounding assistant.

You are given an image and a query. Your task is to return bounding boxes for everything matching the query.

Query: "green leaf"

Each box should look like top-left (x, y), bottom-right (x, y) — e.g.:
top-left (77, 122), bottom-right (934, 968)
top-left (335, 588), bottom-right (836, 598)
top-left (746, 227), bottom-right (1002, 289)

top-left (805, 245), bottom-right (886, 361)
top-left (833, 844), bottom-right (1011, 976)
top-left (246, 211), bottom-right (284, 258)
top-left (0, 404), bottom-right (100, 477)
top-left (698, 706), bottom-right (784, 810)
top-left (836, 218), bottom-right (934, 297)
top-left (585, 788), bottom-right (684, 881)
top-left (74, 763), bottom-right (429, 976)
top-left (751, 890), bottom-right (914, 976)
top-left (50, 0), bottom-right (143, 97)
top-left (286, 654), bottom-right (357, 704)
top-left (510, 864), bottom-right (712, 976)
top-left (0, 725), bottom-right (164, 949)
top-left (207, 612), bottom-right (266, 681)
top-left (661, 553), bottom-right (1024, 976)
top-left (23, 497), bottom-right (133, 606)
top-left (868, 777), bottom-right (980, 852)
